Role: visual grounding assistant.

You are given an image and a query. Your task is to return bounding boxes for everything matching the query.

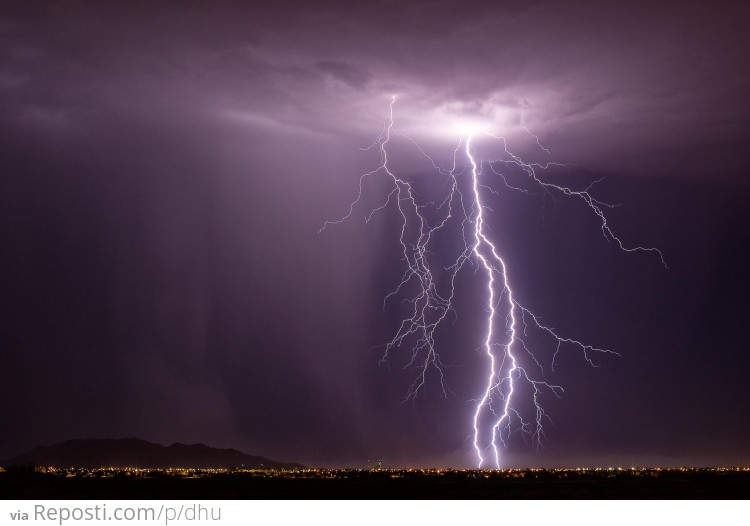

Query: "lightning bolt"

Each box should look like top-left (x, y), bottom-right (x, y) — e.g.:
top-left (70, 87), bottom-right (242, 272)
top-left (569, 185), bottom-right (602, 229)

top-left (321, 97), bottom-right (664, 468)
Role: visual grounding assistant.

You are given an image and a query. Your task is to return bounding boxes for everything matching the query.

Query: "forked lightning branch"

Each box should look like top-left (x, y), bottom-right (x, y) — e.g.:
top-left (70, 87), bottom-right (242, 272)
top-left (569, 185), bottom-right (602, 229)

top-left (321, 98), bottom-right (664, 468)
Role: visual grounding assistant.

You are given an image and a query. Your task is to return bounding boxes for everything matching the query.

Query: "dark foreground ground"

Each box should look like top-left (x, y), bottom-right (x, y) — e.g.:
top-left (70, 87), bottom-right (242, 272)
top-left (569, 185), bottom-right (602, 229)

top-left (3, 468), bottom-right (749, 499)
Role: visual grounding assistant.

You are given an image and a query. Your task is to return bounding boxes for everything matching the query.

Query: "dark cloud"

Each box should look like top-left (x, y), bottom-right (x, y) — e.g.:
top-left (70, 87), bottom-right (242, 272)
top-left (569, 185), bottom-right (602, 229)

top-left (315, 60), bottom-right (372, 90)
top-left (2, 1), bottom-right (747, 174)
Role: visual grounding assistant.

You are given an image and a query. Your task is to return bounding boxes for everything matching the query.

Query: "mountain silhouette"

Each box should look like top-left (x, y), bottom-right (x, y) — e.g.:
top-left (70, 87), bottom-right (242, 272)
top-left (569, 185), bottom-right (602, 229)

top-left (1, 438), bottom-right (304, 469)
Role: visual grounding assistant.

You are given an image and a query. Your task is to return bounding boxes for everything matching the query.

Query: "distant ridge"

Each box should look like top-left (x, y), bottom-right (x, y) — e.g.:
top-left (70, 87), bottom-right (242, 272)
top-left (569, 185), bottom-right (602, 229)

top-left (0, 438), bottom-right (305, 469)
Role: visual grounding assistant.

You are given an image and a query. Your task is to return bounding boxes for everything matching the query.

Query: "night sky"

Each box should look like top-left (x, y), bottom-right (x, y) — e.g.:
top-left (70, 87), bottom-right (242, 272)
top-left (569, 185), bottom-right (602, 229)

top-left (1, 1), bottom-right (749, 468)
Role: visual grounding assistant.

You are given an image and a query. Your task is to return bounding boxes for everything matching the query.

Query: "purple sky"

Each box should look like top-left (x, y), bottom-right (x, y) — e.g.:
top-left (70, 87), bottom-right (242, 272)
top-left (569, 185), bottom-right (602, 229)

top-left (1, 1), bottom-right (749, 467)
